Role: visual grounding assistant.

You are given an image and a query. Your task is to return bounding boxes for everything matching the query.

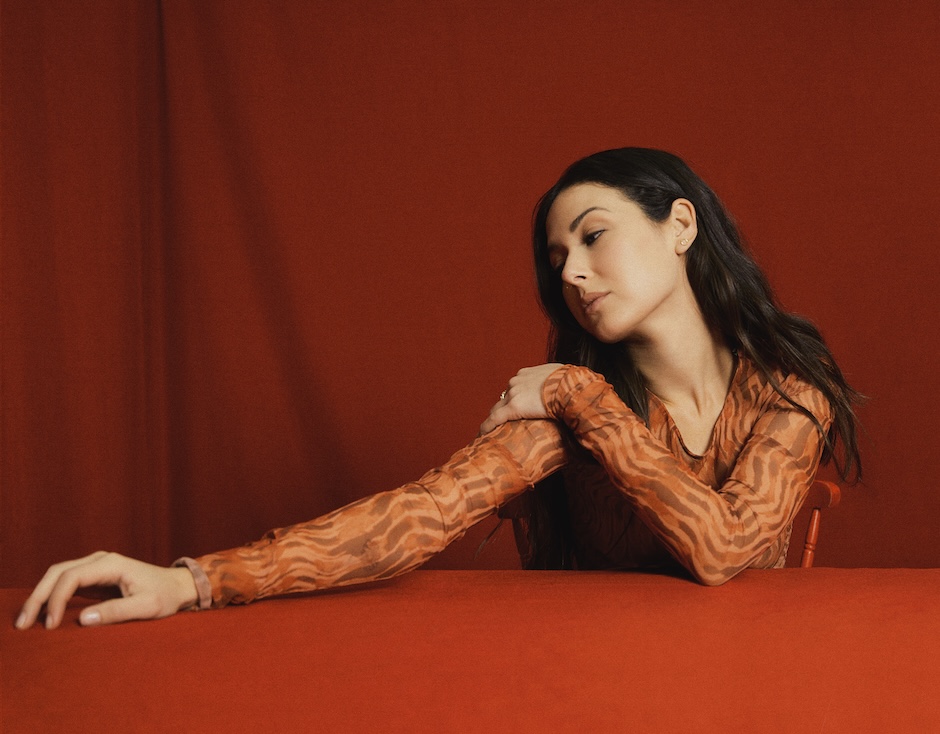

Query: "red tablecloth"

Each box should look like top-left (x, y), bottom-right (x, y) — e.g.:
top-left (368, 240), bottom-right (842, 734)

top-left (3, 569), bottom-right (939, 732)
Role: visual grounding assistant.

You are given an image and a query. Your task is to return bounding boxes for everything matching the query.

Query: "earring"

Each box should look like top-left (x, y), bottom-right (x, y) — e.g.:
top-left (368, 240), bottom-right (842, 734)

top-left (680, 239), bottom-right (689, 246)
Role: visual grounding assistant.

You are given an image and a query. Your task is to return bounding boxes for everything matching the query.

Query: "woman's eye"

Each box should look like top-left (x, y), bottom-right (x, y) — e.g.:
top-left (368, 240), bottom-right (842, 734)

top-left (584, 230), bottom-right (603, 245)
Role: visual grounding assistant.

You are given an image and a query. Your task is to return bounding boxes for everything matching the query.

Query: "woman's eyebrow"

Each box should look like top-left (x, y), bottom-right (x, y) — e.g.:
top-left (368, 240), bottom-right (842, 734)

top-left (569, 206), bottom-right (609, 232)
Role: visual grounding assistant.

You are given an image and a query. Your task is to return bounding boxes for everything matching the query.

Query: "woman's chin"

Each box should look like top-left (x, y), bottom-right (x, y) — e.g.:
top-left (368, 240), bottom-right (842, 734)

top-left (576, 315), bottom-right (631, 345)
top-left (586, 326), bottom-right (626, 345)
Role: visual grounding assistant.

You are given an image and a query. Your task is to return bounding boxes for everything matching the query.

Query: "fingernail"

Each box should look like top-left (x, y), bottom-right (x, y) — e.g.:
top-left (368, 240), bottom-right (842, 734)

top-left (15, 612), bottom-right (27, 630)
top-left (80, 610), bottom-right (101, 626)
top-left (45, 614), bottom-right (55, 630)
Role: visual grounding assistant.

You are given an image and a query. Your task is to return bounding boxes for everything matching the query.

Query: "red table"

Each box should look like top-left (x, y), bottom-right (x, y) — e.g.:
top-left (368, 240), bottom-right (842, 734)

top-left (3, 569), bottom-right (939, 732)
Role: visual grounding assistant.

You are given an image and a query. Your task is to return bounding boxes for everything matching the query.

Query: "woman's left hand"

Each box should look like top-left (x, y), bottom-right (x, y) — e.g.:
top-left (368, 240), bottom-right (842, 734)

top-left (479, 363), bottom-right (564, 435)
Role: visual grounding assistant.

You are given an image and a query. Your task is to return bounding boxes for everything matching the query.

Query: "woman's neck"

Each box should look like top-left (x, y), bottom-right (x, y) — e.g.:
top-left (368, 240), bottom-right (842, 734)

top-left (626, 318), bottom-right (735, 456)
top-left (627, 320), bottom-right (735, 418)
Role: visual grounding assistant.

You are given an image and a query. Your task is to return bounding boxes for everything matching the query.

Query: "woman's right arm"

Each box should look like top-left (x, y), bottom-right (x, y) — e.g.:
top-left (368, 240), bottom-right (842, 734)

top-left (187, 419), bottom-right (567, 607)
top-left (17, 419), bottom-right (568, 628)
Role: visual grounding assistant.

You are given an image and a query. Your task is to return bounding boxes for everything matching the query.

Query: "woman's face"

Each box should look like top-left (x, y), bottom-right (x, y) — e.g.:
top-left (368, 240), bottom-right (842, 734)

top-left (545, 183), bottom-right (694, 344)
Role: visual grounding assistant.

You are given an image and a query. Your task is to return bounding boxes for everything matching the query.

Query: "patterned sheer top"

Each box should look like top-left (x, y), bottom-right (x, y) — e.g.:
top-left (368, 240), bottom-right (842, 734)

top-left (176, 355), bottom-right (832, 608)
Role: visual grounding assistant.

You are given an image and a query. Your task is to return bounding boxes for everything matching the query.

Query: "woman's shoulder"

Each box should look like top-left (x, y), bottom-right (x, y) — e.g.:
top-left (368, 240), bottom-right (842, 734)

top-left (735, 354), bottom-right (833, 424)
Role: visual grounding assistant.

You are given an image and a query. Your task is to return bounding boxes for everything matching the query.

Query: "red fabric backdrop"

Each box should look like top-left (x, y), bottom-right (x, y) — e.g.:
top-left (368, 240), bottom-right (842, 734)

top-left (2, 0), bottom-right (939, 586)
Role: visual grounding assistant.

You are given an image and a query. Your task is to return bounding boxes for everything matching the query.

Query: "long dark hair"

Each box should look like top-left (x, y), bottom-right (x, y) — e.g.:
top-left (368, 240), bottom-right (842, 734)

top-left (523, 147), bottom-right (862, 569)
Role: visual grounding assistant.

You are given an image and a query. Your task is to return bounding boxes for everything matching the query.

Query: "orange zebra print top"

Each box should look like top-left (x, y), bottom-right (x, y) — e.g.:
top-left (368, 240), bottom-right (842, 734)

top-left (176, 355), bottom-right (831, 607)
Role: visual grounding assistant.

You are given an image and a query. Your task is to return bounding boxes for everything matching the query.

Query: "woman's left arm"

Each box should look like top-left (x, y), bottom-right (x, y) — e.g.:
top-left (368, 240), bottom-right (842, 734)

top-left (538, 365), bottom-right (832, 586)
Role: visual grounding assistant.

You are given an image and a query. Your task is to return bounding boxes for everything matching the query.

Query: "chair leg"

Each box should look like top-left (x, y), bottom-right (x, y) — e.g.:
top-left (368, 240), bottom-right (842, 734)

top-left (801, 508), bottom-right (822, 568)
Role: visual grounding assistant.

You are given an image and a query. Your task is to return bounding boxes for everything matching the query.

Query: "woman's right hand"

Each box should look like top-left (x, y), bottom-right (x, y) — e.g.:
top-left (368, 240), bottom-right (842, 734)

top-left (15, 551), bottom-right (199, 630)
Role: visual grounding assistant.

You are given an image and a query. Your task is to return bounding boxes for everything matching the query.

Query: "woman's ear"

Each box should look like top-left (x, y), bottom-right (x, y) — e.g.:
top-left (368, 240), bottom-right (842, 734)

top-left (670, 198), bottom-right (697, 254)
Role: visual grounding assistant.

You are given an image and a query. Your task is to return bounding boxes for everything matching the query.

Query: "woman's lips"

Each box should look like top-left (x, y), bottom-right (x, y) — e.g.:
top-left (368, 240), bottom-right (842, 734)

top-left (581, 292), bottom-right (607, 316)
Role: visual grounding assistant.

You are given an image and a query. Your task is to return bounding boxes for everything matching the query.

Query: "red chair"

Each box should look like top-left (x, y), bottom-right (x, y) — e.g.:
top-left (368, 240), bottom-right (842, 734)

top-left (799, 480), bottom-right (841, 568)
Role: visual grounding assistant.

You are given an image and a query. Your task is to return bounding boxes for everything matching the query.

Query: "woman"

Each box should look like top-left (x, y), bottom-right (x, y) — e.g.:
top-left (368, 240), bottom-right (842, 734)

top-left (16, 147), bottom-right (861, 630)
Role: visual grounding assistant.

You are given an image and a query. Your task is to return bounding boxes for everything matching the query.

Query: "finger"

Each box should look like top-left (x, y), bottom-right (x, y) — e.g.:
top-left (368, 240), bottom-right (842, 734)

top-left (43, 553), bottom-right (127, 629)
top-left (79, 593), bottom-right (164, 627)
top-left (480, 404), bottom-right (513, 435)
top-left (480, 408), bottom-right (499, 435)
top-left (16, 551), bottom-right (109, 630)
top-left (480, 389), bottom-right (511, 436)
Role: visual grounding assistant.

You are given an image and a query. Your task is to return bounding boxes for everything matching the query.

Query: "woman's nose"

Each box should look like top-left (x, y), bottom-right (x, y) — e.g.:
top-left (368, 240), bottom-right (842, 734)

top-left (561, 251), bottom-right (588, 285)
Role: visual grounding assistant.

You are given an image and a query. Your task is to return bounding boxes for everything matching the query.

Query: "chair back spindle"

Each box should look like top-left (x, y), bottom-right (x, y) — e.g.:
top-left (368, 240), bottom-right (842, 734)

top-left (800, 480), bottom-right (841, 568)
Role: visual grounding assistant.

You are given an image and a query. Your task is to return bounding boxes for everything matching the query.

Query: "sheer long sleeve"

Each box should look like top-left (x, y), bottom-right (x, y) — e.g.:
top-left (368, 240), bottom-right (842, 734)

top-left (541, 364), bottom-right (832, 586)
top-left (180, 419), bottom-right (568, 607)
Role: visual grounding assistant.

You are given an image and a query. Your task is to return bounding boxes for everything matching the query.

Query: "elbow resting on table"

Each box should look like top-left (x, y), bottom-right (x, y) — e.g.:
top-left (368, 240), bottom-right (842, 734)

top-left (686, 558), bottom-right (747, 587)
top-left (696, 570), bottom-right (738, 587)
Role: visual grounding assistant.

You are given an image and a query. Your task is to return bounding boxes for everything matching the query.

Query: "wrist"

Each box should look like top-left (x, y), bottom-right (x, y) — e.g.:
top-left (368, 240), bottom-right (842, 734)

top-left (170, 566), bottom-right (200, 611)
top-left (540, 364), bottom-right (575, 418)
top-left (172, 556), bottom-right (214, 609)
